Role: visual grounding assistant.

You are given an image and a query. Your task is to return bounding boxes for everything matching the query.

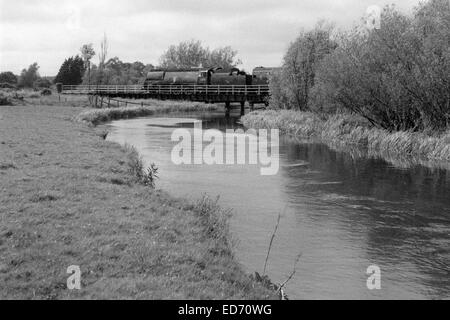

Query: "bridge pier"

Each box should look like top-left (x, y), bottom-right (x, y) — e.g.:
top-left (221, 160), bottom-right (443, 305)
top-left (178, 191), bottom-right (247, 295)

top-left (225, 101), bottom-right (231, 117)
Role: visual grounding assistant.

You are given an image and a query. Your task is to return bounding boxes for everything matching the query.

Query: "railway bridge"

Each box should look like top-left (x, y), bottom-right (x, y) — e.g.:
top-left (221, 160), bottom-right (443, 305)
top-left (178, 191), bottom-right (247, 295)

top-left (59, 84), bottom-right (270, 115)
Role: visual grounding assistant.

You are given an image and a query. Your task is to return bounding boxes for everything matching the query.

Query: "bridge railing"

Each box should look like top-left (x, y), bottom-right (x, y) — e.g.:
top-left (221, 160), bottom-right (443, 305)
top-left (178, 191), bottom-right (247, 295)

top-left (62, 84), bottom-right (270, 96)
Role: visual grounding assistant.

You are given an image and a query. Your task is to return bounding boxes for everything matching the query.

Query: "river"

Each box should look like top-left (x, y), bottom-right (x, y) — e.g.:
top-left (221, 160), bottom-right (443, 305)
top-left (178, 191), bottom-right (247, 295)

top-left (107, 111), bottom-right (450, 300)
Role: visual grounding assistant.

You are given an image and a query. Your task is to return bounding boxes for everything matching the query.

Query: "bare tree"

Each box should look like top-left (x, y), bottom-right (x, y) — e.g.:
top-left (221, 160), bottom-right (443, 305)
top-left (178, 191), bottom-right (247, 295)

top-left (97, 33), bottom-right (109, 84)
top-left (80, 44), bottom-right (95, 86)
top-left (280, 21), bottom-right (337, 111)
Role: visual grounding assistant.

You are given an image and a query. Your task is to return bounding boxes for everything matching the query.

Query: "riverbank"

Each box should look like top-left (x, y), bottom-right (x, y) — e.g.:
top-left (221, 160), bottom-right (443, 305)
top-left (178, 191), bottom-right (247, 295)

top-left (75, 99), bottom-right (219, 125)
top-left (242, 110), bottom-right (450, 166)
top-left (0, 104), bottom-right (276, 299)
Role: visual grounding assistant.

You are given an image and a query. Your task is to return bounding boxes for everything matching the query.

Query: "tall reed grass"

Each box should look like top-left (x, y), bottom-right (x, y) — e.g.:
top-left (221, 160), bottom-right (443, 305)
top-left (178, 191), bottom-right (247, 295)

top-left (242, 110), bottom-right (450, 162)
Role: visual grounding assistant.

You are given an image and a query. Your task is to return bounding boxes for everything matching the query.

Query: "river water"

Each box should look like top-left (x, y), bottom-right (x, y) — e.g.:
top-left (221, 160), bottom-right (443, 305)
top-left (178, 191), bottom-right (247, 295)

top-left (107, 111), bottom-right (450, 300)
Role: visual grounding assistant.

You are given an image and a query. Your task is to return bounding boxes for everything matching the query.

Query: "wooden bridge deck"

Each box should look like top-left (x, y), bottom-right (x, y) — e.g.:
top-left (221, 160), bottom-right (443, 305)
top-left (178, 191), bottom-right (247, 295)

top-left (61, 84), bottom-right (270, 105)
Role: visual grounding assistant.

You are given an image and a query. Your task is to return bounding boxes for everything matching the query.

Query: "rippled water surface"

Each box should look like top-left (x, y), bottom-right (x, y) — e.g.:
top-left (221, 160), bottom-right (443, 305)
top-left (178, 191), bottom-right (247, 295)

top-left (107, 111), bottom-right (450, 299)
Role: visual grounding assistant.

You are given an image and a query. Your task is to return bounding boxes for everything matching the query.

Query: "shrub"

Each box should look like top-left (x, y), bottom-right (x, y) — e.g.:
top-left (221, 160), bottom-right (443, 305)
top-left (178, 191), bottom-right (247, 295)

top-left (194, 195), bottom-right (232, 249)
top-left (0, 83), bottom-right (16, 89)
top-left (34, 78), bottom-right (52, 89)
top-left (0, 72), bottom-right (18, 85)
top-left (141, 163), bottom-right (159, 189)
top-left (126, 146), bottom-right (145, 181)
top-left (28, 93), bottom-right (40, 99)
top-left (0, 93), bottom-right (13, 106)
top-left (40, 89), bottom-right (52, 96)
top-left (126, 145), bottom-right (158, 188)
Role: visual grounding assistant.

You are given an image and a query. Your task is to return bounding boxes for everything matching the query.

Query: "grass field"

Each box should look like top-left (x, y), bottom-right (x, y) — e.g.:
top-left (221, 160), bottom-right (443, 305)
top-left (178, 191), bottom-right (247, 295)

top-left (0, 103), bottom-right (276, 299)
top-left (0, 89), bottom-right (91, 108)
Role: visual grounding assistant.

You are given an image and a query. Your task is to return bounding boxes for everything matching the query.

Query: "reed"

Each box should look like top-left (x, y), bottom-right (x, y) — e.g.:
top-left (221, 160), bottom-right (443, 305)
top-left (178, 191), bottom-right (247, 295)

top-left (241, 110), bottom-right (323, 137)
top-left (242, 110), bottom-right (450, 164)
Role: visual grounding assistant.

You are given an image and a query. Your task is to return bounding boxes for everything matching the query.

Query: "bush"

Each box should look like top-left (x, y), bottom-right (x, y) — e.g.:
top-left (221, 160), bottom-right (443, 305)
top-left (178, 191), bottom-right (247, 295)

top-left (126, 145), bottom-right (158, 188)
top-left (141, 164), bottom-right (159, 188)
top-left (0, 72), bottom-right (18, 85)
top-left (0, 83), bottom-right (16, 89)
top-left (34, 78), bottom-right (52, 89)
top-left (40, 89), bottom-right (52, 96)
top-left (0, 93), bottom-right (13, 106)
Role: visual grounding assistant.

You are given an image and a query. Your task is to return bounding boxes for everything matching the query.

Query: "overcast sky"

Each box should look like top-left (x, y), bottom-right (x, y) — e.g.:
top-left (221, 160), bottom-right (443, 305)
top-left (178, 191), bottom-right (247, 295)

top-left (0, 0), bottom-right (420, 76)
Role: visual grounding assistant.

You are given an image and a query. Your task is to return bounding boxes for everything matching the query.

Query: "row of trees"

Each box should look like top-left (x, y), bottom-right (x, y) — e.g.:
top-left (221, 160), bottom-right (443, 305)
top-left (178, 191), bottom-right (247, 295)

top-left (0, 63), bottom-right (52, 89)
top-left (271, 0), bottom-right (450, 132)
top-left (82, 58), bottom-right (155, 85)
top-left (54, 38), bottom-right (241, 86)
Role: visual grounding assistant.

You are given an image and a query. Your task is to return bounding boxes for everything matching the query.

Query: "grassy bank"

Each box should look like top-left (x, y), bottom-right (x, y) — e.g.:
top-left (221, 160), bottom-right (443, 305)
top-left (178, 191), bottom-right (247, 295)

top-left (75, 99), bottom-right (219, 126)
top-left (0, 104), bottom-right (276, 299)
top-left (242, 110), bottom-right (450, 163)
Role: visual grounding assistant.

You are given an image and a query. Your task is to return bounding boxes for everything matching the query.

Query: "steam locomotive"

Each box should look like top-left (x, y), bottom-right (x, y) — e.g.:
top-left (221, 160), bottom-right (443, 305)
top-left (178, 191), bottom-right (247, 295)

top-left (142, 66), bottom-right (278, 89)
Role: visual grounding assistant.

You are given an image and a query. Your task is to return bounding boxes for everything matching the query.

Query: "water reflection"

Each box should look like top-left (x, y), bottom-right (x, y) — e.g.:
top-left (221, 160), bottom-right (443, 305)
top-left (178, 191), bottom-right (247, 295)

top-left (107, 111), bottom-right (450, 299)
top-left (279, 142), bottom-right (450, 299)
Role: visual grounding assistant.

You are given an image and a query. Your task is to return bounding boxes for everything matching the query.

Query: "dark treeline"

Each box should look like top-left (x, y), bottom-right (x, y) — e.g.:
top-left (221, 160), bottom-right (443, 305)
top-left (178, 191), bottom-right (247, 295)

top-left (271, 0), bottom-right (450, 132)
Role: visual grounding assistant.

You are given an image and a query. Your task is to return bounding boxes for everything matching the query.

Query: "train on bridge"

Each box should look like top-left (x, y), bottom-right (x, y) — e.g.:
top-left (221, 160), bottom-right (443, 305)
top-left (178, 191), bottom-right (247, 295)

top-left (60, 66), bottom-right (280, 114)
top-left (142, 66), bottom-right (276, 87)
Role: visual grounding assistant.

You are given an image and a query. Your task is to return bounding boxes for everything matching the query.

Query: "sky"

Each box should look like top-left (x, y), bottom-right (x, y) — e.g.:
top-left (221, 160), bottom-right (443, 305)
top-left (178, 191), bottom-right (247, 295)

top-left (0, 0), bottom-right (420, 76)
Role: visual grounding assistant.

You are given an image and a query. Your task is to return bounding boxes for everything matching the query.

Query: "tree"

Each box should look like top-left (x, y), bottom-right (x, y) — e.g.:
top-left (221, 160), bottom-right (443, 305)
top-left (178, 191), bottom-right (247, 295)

top-left (80, 43), bottom-right (95, 85)
top-left (18, 62), bottom-right (40, 88)
top-left (206, 46), bottom-right (241, 69)
top-left (314, 1), bottom-right (450, 131)
top-left (272, 22), bottom-right (337, 111)
top-left (83, 58), bottom-right (154, 85)
top-left (159, 40), bottom-right (241, 69)
top-left (98, 33), bottom-right (108, 68)
top-left (268, 69), bottom-right (290, 109)
top-left (54, 56), bottom-right (85, 85)
top-left (96, 33), bottom-right (109, 84)
top-left (160, 40), bottom-right (208, 68)
top-left (0, 72), bottom-right (18, 85)
top-left (34, 78), bottom-right (52, 88)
